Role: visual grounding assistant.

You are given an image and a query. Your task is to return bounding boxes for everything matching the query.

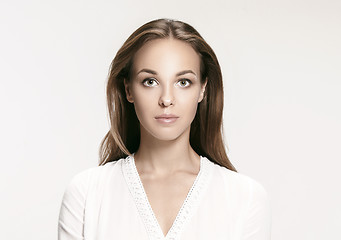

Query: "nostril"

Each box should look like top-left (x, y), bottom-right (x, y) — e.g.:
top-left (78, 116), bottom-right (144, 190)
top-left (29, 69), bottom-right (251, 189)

top-left (159, 99), bottom-right (173, 107)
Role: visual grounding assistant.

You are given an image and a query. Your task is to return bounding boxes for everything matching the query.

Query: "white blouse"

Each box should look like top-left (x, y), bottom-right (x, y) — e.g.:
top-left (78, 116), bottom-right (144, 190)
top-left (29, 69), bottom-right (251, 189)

top-left (58, 154), bottom-right (271, 240)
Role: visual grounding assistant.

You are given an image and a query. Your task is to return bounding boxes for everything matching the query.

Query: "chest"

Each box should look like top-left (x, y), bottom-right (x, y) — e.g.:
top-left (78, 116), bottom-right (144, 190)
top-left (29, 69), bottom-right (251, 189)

top-left (119, 155), bottom-right (214, 239)
top-left (140, 174), bottom-right (197, 237)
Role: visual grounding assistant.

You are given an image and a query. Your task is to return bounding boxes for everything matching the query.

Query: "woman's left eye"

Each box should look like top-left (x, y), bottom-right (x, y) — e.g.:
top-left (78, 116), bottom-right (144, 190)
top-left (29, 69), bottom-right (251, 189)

top-left (177, 79), bottom-right (191, 87)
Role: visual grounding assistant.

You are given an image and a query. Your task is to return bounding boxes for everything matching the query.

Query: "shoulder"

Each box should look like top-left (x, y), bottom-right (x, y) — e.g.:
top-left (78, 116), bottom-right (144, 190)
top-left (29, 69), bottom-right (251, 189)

top-left (196, 157), bottom-right (272, 238)
top-left (58, 159), bottom-right (125, 237)
top-left (207, 159), bottom-right (272, 236)
top-left (63, 158), bottom-right (124, 196)
top-left (205, 158), bottom-right (270, 208)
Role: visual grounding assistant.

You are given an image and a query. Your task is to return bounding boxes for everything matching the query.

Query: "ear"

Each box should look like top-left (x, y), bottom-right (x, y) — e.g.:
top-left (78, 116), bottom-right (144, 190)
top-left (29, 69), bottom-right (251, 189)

top-left (198, 78), bottom-right (208, 103)
top-left (124, 79), bottom-right (134, 103)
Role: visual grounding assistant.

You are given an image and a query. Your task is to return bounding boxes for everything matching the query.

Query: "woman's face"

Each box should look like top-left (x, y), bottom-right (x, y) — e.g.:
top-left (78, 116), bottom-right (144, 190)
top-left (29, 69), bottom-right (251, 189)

top-left (124, 38), bottom-right (207, 141)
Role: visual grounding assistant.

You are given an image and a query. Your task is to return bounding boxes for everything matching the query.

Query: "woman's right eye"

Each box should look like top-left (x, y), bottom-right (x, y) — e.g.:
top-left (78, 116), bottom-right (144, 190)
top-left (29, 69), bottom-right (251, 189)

top-left (142, 78), bottom-right (158, 87)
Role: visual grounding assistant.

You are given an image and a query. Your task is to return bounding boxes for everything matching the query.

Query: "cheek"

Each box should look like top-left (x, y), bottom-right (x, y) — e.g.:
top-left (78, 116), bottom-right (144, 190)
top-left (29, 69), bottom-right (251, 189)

top-left (176, 91), bottom-right (201, 117)
top-left (131, 89), bottom-right (155, 122)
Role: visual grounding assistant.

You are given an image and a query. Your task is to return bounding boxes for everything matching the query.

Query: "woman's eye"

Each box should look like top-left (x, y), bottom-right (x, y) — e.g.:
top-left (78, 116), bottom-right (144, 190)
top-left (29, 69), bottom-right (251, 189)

top-left (177, 79), bottom-right (191, 87)
top-left (142, 78), bottom-right (158, 87)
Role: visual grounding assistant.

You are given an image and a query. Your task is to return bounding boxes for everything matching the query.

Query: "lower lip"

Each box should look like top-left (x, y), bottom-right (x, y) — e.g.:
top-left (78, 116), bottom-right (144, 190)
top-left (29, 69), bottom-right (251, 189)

top-left (155, 117), bottom-right (178, 124)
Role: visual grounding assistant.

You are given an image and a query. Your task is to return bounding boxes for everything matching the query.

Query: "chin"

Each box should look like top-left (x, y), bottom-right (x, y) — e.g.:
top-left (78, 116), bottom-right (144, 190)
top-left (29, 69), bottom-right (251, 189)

top-left (150, 131), bottom-right (184, 142)
top-left (143, 124), bottom-right (190, 142)
top-left (157, 135), bottom-right (182, 141)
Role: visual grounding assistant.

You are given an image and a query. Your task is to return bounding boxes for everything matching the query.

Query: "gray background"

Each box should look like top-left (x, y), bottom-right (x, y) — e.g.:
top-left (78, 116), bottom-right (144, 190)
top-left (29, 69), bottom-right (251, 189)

top-left (1, 0), bottom-right (340, 239)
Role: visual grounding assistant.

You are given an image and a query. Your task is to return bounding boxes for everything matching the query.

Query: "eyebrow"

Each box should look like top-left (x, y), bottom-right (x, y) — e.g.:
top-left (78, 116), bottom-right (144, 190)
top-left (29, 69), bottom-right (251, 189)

top-left (137, 68), bottom-right (196, 77)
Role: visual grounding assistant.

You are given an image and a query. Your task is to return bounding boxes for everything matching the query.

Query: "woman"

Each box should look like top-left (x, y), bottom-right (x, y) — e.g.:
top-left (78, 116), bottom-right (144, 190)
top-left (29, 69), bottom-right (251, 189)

top-left (58, 18), bottom-right (271, 240)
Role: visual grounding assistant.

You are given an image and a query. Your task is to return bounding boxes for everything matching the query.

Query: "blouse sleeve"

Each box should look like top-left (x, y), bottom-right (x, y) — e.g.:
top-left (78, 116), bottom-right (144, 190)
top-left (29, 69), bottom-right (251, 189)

top-left (241, 179), bottom-right (272, 240)
top-left (58, 170), bottom-right (90, 240)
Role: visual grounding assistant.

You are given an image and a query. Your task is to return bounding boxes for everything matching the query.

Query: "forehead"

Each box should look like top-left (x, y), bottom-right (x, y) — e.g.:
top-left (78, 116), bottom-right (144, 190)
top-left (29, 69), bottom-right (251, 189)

top-left (132, 38), bottom-right (201, 75)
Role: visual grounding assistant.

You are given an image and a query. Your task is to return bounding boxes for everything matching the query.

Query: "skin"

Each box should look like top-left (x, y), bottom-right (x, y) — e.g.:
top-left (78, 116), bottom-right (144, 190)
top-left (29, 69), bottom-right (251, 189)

top-left (124, 38), bottom-right (207, 236)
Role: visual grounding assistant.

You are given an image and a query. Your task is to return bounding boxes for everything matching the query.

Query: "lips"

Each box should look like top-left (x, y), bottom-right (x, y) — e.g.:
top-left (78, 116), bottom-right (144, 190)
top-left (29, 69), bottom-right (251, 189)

top-left (155, 114), bottom-right (179, 124)
top-left (155, 114), bottom-right (179, 119)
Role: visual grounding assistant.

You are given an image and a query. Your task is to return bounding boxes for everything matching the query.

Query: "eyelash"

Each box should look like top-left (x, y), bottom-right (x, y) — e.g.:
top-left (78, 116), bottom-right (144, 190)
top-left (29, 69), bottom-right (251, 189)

top-left (142, 78), bottom-right (192, 87)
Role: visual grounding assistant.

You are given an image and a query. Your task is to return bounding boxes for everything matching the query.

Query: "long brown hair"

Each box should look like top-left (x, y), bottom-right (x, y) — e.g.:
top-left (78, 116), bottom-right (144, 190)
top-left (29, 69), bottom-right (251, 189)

top-left (99, 18), bottom-right (237, 172)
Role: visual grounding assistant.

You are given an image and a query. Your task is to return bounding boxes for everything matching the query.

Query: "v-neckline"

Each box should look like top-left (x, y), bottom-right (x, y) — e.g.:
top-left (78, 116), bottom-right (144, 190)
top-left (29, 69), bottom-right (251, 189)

top-left (122, 153), bottom-right (213, 240)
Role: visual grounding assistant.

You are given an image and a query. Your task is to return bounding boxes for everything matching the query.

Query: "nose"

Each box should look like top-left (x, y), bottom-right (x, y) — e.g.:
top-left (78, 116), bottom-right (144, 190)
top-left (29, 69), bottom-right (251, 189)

top-left (158, 85), bottom-right (175, 107)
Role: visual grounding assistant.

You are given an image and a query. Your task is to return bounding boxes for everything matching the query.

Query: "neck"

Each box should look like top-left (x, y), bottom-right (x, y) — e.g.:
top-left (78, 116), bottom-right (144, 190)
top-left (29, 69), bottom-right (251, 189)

top-left (134, 126), bottom-right (200, 176)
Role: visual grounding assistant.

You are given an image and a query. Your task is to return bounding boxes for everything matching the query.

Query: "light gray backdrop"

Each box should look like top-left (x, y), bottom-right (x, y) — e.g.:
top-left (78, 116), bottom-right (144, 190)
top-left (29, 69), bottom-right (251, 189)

top-left (1, 0), bottom-right (340, 239)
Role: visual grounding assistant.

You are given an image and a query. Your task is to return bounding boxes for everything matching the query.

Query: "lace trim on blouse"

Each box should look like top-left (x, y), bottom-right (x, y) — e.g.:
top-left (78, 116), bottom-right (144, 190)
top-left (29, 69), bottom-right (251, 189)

top-left (122, 153), bottom-right (213, 240)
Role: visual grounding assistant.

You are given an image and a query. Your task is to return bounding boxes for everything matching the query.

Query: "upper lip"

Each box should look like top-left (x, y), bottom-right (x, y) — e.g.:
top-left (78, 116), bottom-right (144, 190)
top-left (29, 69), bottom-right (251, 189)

top-left (155, 114), bottom-right (179, 119)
